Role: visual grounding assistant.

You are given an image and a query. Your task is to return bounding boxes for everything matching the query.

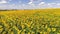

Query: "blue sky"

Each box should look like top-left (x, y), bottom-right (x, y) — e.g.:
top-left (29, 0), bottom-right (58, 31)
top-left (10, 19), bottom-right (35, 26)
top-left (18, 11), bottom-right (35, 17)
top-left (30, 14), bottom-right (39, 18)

top-left (0, 0), bottom-right (60, 9)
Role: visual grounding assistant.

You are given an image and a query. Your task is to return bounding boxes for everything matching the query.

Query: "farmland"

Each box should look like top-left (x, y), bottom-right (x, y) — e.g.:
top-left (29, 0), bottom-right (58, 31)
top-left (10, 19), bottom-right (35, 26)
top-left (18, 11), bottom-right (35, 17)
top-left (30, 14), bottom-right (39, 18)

top-left (0, 9), bottom-right (60, 34)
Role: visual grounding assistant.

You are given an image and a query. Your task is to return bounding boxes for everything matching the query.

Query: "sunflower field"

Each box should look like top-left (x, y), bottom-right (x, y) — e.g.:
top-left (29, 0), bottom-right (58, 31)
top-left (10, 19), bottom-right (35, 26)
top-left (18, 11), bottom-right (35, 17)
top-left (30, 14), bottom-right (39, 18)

top-left (0, 9), bottom-right (60, 34)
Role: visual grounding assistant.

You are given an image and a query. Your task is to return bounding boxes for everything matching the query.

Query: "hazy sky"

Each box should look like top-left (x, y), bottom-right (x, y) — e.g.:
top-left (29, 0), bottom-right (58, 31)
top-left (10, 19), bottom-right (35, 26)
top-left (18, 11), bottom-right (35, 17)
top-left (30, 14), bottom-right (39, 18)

top-left (0, 0), bottom-right (60, 9)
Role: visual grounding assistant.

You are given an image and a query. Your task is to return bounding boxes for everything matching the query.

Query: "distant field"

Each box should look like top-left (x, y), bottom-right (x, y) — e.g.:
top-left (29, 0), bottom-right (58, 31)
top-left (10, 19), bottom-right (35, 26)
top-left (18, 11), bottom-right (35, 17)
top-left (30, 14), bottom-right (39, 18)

top-left (0, 9), bottom-right (60, 34)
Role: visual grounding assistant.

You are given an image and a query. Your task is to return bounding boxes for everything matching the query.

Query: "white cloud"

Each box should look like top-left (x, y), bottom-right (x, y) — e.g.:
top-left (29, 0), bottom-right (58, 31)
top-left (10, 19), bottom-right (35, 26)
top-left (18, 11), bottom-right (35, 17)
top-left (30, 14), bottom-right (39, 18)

top-left (28, 1), bottom-right (35, 6)
top-left (56, 3), bottom-right (60, 6)
top-left (28, 0), bottom-right (33, 5)
top-left (39, 2), bottom-right (45, 6)
top-left (0, 0), bottom-right (7, 4)
top-left (47, 3), bottom-right (60, 7)
top-left (47, 3), bottom-right (56, 5)
top-left (28, 2), bottom-right (32, 4)
top-left (0, 0), bottom-right (60, 9)
top-left (28, 0), bottom-right (43, 5)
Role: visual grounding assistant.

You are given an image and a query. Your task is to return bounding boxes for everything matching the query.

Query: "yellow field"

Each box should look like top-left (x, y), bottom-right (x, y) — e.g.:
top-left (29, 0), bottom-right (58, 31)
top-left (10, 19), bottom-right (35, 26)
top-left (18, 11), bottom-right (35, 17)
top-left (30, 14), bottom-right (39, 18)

top-left (0, 9), bottom-right (60, 34)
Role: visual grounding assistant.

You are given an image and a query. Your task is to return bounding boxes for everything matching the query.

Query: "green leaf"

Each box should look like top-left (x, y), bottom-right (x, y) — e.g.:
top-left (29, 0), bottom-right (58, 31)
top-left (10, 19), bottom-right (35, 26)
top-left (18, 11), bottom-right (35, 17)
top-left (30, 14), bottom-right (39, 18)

top-left (12, 28), bottom-right (18, 34)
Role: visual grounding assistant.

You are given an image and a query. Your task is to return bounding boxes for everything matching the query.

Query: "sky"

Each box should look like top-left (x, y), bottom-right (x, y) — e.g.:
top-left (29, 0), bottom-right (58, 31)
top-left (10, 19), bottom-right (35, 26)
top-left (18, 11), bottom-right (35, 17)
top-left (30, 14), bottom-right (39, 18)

top-left (0, 0), bottom-right (60, 9)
